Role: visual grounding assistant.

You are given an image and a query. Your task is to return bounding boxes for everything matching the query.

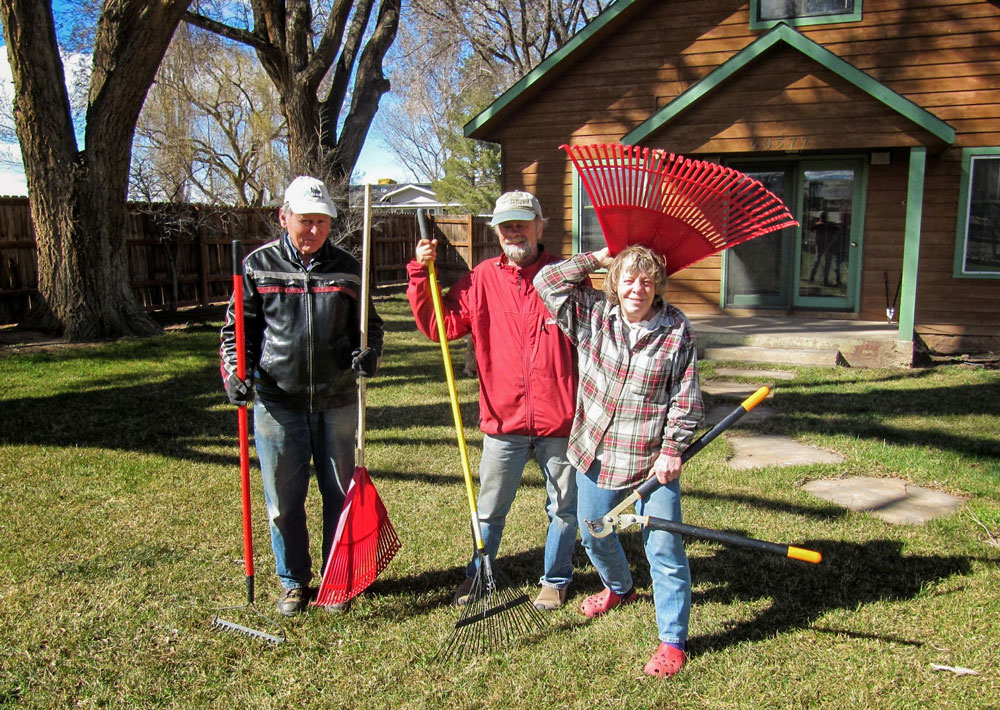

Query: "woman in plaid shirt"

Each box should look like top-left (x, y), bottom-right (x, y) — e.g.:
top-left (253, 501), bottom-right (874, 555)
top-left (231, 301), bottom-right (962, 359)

top-left (535, 245), bottom-right (704, 678)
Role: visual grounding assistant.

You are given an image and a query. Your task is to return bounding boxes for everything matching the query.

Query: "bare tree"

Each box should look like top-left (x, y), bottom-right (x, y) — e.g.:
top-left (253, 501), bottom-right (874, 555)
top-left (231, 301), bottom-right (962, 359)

top-left (184, 0), bottom-right (401, 186)
top-left (414, 0), bottom-right (608, 78)
top-left (131, 25), bottom-right (288, 207)
top-left (0, 0), bottom-right (192, 339)
top-left (378, 0), bottom-right (607, 188)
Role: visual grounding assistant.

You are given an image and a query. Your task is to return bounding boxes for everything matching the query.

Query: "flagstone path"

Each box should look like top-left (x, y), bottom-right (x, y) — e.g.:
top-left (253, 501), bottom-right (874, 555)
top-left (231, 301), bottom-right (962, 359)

top-left (701, 368), bottom-right (962, 524)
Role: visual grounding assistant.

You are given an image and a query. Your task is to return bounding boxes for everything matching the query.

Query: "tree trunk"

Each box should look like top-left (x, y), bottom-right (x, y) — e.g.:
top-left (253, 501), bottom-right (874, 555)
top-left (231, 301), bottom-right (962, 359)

top-left (1, 0), bottom-right (191, 340)
top-left (283, 81), bottom-right (324, 177)
top-left (25, 165), bottom-right (159, 339)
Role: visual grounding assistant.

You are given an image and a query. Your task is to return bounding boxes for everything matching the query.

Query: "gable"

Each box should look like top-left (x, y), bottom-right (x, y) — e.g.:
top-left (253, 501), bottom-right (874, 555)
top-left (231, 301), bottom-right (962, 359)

top-left (380, 185), bottom-right (437, 205)
top-left (624, 23), bottom-right (955, 151)
top-left (464, 0), bottom-right (651, 141)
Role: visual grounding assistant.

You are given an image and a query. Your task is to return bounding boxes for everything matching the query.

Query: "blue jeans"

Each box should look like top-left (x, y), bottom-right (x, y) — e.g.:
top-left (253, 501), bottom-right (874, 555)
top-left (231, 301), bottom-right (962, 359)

top-left (253, 397), bottom-right (356, 590)
top-left (465, 434), bottom-right (578, 589)
top-left (577, 460), bottom-right (691, 645)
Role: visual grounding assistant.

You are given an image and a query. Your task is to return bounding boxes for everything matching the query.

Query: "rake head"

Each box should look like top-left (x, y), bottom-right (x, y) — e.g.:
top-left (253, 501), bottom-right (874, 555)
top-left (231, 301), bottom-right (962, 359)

top-left (314, 466), bottom-right (402, 607)
top-left (561, 142), bottom-right (798, 274)
top-left (436, 554), bottom-right (546, 662)
top-left (213, 601), bottom-right (286, 645)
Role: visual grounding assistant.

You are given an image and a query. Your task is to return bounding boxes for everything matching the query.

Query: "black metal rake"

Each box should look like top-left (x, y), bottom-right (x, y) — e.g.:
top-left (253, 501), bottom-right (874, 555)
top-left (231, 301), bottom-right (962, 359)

top-left (417, 210), bottom-right (546, 661)
top-left (435, 553), bottom-right (546, 662)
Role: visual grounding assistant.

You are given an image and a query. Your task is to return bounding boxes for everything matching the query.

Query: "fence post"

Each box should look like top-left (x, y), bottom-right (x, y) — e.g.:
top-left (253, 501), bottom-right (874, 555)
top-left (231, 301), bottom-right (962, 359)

top-left (199, 219), bottom-right (210, 307)
top-left (465, 214), bottom-right (475, 269)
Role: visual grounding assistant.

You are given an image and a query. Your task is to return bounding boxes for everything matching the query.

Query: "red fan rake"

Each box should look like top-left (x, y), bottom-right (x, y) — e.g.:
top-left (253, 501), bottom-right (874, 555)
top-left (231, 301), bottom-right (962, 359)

top-left (314, 466), bottom-right (401, 605)
top-left (562, 143), bottom-right (798, 274)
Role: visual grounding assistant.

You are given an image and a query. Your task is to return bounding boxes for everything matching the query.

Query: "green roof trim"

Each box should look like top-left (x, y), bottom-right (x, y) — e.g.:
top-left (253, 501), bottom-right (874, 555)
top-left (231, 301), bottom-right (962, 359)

top-left (464, 0), bottom-right (643, 139)
top-left (623, 23), bottom-right (955, 146)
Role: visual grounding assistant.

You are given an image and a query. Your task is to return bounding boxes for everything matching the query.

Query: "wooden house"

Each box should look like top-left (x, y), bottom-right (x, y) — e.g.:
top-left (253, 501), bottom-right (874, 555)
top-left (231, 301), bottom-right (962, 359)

top-left (465, 0), bottom-right (1000, 357)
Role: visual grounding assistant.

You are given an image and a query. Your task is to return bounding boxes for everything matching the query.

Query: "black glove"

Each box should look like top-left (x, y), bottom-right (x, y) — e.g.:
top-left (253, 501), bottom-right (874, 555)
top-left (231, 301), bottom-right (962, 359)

top-left (351, 347), bottom-right (379, 377)
top-left (225, 373), bottom-right (253, 406)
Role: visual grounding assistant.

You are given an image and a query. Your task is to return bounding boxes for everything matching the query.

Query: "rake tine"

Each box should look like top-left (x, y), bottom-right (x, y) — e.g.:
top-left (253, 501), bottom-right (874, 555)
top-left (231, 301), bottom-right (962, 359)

top-left (435, 553), bottom-right (546, 663)
top-left (213, 597), bottom-right (287, 646)
top-left (213, 614), bottom-right (286, 645)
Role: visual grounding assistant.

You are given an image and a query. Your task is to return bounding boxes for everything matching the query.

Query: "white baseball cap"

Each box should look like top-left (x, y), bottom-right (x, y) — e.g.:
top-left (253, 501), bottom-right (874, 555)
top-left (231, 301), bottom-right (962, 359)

top-left (283, 176), bottom-right (338, 218)
top-left (490, 190), bottom-right (543, 227)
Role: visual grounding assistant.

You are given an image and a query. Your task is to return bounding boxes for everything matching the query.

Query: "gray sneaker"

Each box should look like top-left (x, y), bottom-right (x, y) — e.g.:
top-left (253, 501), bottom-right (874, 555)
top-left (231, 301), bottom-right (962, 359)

top-left (533, 585), bottom-right (567, 611)
top-left (323, 599), bottom-right (353, 614)
top-left (276, 587), bottom-right (307, 616)
top-left (452, 577), bottom-right (475, 606)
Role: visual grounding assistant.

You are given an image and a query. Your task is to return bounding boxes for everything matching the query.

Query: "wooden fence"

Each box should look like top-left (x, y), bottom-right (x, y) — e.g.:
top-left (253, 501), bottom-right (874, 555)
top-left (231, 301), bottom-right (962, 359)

top-left (0, 197), bottom-right (497, 325)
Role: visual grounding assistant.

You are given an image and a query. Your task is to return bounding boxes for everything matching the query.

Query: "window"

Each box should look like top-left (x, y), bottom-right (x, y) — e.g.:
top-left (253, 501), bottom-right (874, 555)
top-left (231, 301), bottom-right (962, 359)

top-left (751, 0), bottom-right (861, 29)
top-left (955, 148), bottom-right (1000, 278)
top-left (576, 187), bottom-right (606, 254)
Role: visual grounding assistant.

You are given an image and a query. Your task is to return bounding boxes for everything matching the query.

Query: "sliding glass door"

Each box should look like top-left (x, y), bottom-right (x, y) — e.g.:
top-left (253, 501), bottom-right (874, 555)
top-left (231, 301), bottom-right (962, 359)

top-left (724, 158), bottom-right (865, 311)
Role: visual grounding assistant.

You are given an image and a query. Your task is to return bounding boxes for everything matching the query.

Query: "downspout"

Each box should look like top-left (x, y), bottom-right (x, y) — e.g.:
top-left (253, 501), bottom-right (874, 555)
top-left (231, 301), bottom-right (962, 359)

top-left (898, 146), bottom-right (926, 361)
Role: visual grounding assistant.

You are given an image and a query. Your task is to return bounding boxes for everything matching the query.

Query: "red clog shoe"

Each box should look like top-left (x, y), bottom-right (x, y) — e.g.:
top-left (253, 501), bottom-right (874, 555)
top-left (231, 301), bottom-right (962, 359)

top-left (578, 586), bottom-right (637, 618)
top-left (643, 643), bottom-right (687, 678)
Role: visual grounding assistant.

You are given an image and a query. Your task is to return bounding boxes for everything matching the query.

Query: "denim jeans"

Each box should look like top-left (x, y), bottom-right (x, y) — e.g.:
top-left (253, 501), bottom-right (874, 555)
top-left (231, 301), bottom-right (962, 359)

top-left (253, 396), bottom-right (356, 590)
top-left (577, 460), bottom-right (691, 645)
top-left (465, 434), bottom-right (577, 589)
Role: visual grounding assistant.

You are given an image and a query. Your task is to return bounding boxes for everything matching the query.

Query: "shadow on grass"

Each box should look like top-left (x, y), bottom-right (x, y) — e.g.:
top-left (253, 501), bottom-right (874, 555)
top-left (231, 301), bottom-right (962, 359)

top-left (756, 380), bottom-right (1000, 460)
top-left (687, 537), bottom-right (973, 656)
top-left (0, 355), bottom-right (478, 468)
top-left (684, 487), bottom-right (843, 522)
top-left (360, 535), bottom-right (975, 660)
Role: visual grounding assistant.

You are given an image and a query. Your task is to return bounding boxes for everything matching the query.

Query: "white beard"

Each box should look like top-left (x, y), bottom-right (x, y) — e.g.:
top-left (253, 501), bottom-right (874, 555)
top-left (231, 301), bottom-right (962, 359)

top-left (503, 241), bottom-right (537, 264)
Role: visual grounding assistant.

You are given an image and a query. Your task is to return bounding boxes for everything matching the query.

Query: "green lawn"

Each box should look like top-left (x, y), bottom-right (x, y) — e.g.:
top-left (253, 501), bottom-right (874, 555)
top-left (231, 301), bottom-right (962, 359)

top-left (1, 293), bottom-right (998, 709)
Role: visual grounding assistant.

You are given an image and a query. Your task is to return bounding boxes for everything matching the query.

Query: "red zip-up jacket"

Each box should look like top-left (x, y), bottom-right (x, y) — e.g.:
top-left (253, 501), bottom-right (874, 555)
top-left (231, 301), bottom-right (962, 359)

top-left (406, 247), bottom-right (579, 438)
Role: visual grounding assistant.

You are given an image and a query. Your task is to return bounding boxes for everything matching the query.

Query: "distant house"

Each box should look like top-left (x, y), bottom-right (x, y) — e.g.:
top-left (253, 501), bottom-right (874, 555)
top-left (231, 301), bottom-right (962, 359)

top-left (350, 182), bottom-right (459, 213)
top-left (465, 0), bottom-right (1000, 355)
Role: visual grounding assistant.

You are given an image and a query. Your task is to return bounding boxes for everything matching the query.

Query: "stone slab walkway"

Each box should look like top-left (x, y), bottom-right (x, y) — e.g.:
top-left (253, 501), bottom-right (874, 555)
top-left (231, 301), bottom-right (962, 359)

top-left (713, 367), bottom-right (798, 380)
top-left (704, 404), bottom-right (775, 426)
top-left (726, 434), bottom-right (845, 470)
top-left (802, 476), bottom-right (963, 525)
top-left (701, 381), bottom-right (775, 399)
top-left (701, 373), bottom-right (962, 525)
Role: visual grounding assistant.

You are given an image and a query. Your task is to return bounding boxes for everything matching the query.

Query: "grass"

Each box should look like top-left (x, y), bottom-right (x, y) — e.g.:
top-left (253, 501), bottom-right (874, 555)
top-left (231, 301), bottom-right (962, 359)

top-left (1, 292), bottom-right (998, 709)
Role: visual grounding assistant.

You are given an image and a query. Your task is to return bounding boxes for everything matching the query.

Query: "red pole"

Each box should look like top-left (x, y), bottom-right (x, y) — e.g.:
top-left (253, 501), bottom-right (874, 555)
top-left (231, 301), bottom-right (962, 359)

top-left (232, 241), bottom-right (255, 599)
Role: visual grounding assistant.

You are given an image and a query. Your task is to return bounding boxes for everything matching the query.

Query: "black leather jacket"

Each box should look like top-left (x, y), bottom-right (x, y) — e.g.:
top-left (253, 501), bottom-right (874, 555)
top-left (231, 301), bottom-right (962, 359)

top-left (220, 235), bottom-right (384, 411)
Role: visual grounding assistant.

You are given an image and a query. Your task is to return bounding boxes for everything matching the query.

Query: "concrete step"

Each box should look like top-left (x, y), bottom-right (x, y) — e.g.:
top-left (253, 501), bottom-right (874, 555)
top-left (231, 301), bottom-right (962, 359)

top-left (703, 344), bottom-right (843, 367)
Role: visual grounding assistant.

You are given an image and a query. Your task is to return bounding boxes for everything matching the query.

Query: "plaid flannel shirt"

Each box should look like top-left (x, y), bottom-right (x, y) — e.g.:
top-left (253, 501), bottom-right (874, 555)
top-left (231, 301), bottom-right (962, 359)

top-left (535, 252), bottom-right (704, 490)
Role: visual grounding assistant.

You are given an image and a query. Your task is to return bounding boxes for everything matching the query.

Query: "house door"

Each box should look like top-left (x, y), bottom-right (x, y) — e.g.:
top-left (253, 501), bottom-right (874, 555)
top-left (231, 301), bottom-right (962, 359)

top-left (724, 159), bottom-right (865, 311)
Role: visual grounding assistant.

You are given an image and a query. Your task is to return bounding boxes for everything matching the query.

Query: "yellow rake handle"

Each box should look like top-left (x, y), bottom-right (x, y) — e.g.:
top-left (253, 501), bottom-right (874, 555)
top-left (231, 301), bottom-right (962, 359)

top-left (427, 260), bottom-right (485, 552)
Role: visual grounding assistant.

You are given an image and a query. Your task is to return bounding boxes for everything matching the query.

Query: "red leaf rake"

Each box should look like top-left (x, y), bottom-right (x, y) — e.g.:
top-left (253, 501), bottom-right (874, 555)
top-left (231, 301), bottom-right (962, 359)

top-left (562, 143), bottom-right (798, 272)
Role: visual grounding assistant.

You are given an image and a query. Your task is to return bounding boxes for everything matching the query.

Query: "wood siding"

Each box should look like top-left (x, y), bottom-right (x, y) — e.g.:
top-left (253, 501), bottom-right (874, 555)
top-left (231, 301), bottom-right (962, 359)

top-left (483, 0), bottom-right (1000, 351)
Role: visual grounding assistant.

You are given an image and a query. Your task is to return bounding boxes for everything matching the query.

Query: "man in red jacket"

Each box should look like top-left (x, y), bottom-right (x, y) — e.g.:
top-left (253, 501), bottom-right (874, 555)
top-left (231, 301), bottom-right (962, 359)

top-left (407, 191), bottom-right (579, 611)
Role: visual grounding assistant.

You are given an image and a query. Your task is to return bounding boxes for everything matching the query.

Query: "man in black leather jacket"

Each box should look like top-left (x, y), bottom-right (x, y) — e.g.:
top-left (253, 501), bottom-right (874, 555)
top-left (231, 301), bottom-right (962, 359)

top-left (220, 176), bottom-right (384, 616)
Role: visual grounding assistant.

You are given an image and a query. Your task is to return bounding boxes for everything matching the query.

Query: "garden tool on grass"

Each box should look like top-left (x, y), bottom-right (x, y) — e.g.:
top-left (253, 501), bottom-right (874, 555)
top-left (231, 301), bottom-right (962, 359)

top-left (585, 386), bottom-right (822, 564)
top-left (213, 239), bottom-right (286, 645)
top-left (315, 185), bottom-right (401, 607)
top-left (416, 209), bottom-right (546, 661)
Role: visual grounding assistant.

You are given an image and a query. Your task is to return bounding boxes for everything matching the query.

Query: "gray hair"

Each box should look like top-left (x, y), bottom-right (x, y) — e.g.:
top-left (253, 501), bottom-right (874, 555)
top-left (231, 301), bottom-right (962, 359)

top-left (602, 245), bottom-right (668, 307)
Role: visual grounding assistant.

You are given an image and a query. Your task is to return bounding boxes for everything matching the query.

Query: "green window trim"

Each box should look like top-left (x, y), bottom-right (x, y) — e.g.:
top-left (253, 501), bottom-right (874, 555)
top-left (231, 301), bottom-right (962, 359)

top-left (572, 171), bottom-right (605, 256)
top-left (953, 147), bottom-right (1000, 280)
top-left (750, 0), bottom-right (863, 30)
